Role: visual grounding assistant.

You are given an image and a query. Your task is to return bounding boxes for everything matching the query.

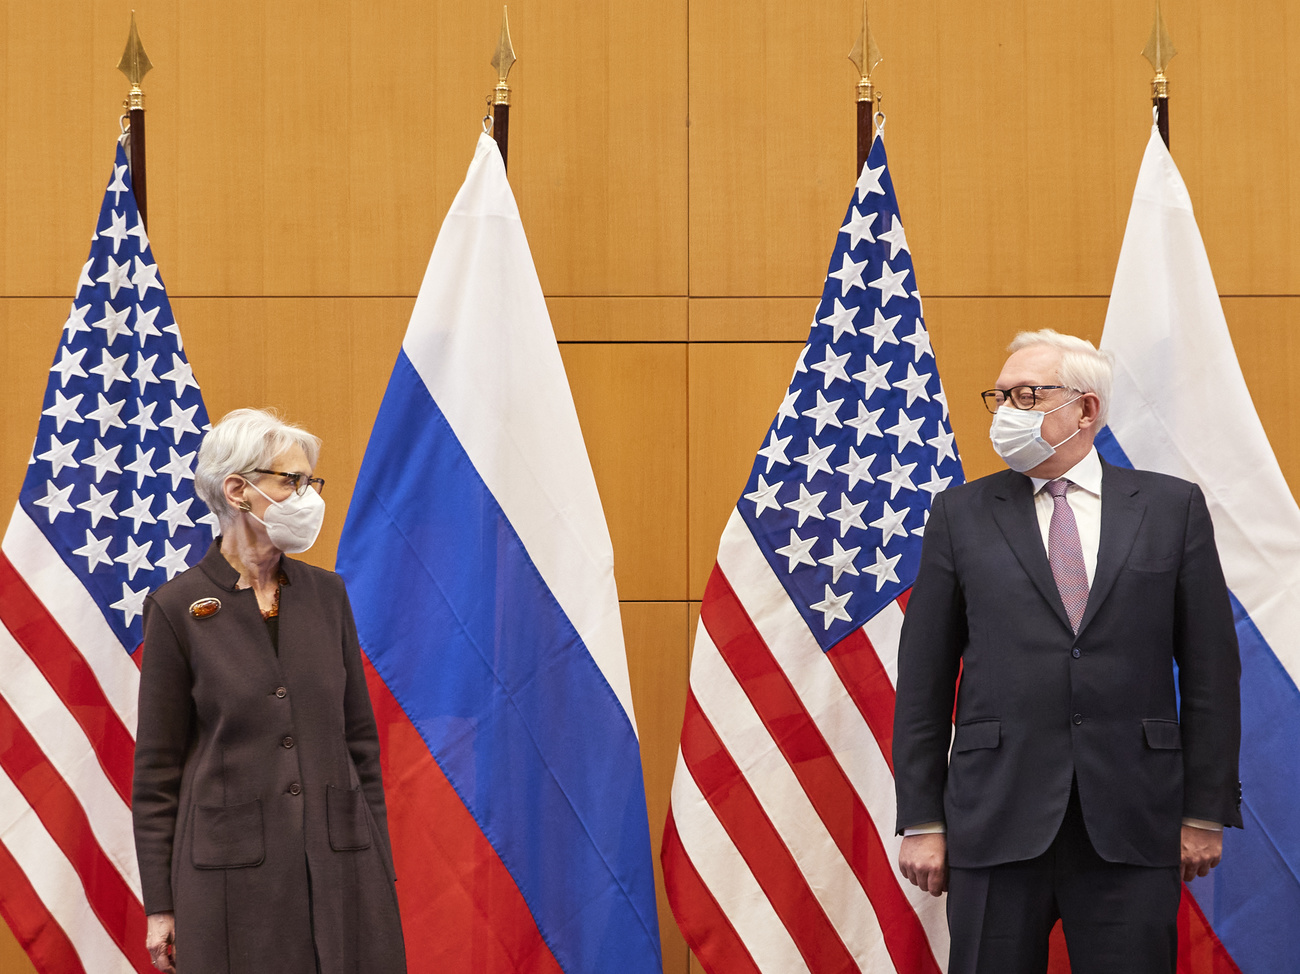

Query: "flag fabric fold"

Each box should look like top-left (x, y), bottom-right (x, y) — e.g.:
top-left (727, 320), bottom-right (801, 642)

top-left (1098, 125), bottom-right (1300, 974)
top-left (663, 134), bottom-right (962, 974)
top-left (0, 139), bottom-right (214, 974)
top-left (336, 133), bottom-right (661, 974)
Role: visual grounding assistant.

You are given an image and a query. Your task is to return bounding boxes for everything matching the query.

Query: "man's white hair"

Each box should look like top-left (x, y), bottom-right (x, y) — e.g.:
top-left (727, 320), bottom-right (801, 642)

top-left (1008, 329), bottom-right (1113, 426)
top-left (194, 408), bottom-right (322, 527)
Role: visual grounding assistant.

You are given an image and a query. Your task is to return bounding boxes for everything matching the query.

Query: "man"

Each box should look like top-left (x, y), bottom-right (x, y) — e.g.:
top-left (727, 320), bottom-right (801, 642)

top-left (893, 330), bottom-right (1241, 974)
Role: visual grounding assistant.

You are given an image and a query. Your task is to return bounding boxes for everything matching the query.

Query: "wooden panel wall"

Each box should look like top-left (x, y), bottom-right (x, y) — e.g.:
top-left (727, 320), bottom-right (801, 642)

top-left (2, 2), bottom-right (1298, 972)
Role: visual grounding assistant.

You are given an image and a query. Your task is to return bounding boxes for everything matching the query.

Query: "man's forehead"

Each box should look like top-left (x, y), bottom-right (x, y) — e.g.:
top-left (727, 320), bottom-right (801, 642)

top-left (997, 344), bottom-right (1060, 384)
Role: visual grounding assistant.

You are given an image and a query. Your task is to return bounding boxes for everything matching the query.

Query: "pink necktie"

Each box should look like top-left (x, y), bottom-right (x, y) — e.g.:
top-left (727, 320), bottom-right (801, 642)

top-left (1046, 479), bottom-right (1089, 633)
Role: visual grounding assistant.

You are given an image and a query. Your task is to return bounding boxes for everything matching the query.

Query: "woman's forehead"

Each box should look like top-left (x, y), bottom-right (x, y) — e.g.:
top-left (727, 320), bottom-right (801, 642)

top-left (269, 444), bottom-right (311, 473)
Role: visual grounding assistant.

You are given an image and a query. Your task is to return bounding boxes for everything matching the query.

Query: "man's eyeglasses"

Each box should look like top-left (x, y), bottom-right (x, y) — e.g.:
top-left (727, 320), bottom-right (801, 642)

top-left (248, 468), bottom-right (326, 496)
top-left (980, 385), bottom-right (1075, 414)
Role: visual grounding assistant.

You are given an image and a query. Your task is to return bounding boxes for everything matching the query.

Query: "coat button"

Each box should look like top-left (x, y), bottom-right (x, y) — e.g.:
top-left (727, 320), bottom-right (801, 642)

top-left (282, 736), bottom-right (295, 749)
top-left (275, 686), bottom-right (287, 698)
top-left (288, 782), bottom-right (301, 796)
top-left (1071, 647), bottom-right (1081, 658)
top-left (1072, 713), bottom-right (1083, 725)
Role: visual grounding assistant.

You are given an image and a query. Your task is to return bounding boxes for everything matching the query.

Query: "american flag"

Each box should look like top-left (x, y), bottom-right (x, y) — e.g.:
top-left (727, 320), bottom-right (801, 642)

top-left (0, 138), bottom-right (215, 974)
top-left (662, 134), bottom-right (963, 974)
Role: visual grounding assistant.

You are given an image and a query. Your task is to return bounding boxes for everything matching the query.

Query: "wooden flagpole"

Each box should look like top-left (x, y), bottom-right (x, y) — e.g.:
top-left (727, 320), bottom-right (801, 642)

top-left (848, 0), bottom-right (881, 175)
top-left (491, 7), bottom-right (517, 172)
top-left (1143, 0), bottom-right (1176, 148)
top-left (117, 11), bottom-right (153, 228)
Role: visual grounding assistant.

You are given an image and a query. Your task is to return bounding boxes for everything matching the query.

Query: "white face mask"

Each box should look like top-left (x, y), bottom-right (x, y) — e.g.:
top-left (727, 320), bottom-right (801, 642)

top-left (243, 479), bottom-right (326, 553)
top-left (988, 396), bottom-right (1082, 473)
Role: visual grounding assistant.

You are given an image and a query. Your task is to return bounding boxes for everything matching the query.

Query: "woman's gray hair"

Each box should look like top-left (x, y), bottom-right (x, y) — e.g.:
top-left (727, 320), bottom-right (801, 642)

top-left (1008, 329), bottom-right (1113, 426)
top-left (194, 408), bottom-right (322, 526)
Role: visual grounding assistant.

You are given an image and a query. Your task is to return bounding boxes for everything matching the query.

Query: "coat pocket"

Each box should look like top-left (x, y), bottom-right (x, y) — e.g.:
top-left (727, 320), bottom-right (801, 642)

top-left (1143, 718), bottom-right (1182, 750)
top-left (192, 799), bottom-right (265, 869)
top-left (953, 718), bottom-right (1001, 752)
top-left (326, 784), bottom-right (373, 851)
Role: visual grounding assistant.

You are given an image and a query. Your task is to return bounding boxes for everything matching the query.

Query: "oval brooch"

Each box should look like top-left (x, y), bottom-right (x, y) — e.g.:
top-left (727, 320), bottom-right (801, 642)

top-left (189, 597), bottom-right (222, 619)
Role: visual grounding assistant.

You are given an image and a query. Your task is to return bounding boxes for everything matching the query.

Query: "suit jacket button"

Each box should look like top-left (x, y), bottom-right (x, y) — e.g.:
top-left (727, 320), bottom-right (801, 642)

top-left (1071, 647), bottom-right (1081, 658)
top-left (288, 782), bottom-right (301, 796)
top-left (282, 736), bottom-right (295, 749)
top-left (275, 686), bottom-right (287, 698)
top-left (1072, 713), bottom-right (1083, 725)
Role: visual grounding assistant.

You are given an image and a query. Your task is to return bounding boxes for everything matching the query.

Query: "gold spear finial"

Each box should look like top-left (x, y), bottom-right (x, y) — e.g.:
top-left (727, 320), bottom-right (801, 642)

top-left (491, 6), bottom-right (516, 107)
top-left (116, 11), bottom-right (153, 110)
top-left (1141, 0), bottom-right (1176, 99)
top-left (848, 0), bottom-right (882, 106)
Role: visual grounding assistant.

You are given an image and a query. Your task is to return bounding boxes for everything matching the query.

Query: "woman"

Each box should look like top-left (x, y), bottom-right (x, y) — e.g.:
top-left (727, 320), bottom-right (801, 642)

top-left (132, 408), bottom-right (406, 974)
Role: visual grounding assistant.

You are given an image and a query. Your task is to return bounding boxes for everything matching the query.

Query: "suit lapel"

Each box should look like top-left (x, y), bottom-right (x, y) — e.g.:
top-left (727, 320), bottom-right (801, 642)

top-left (990, 471), bottom-right (1072, 631)
top-left (1076, 461), bottom-right (1146, 634)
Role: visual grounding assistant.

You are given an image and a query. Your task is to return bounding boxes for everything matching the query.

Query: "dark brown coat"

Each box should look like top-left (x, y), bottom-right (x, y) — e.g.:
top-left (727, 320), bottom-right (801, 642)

top-left (132, 541), bottom-right (407, 974)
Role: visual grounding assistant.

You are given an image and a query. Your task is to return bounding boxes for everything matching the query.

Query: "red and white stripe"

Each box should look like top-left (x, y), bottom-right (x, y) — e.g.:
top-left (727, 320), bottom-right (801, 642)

top-left (0, 505), bottom-right (153, 974)
top-left (665, 509), bottom-right (948, 974)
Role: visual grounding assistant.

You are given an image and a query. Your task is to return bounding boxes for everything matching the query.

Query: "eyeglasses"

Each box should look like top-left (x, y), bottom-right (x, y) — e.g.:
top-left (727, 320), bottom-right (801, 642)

top-left (247, 468), bottom-right (326, 496)
top-left (980, 385), bottom-right (1076, 414)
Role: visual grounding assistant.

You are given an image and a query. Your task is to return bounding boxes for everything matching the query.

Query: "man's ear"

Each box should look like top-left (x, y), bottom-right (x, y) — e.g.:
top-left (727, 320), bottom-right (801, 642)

top-left (1078, 392), bottom-right (1103, 429)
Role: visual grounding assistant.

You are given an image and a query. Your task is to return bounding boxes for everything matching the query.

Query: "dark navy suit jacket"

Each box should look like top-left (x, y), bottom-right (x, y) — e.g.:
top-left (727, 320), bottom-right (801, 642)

top-left (893, 460), bottom-right (1242, 869)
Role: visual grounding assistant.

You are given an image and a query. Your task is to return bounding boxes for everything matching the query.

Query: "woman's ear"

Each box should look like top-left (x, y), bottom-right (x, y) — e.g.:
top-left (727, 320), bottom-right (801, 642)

top-left (223, 474), bottom-right (249, 515)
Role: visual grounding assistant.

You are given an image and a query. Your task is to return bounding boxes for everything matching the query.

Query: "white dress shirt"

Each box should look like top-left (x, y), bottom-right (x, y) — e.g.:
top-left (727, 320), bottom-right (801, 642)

top-left (903, 446), bottom-right (1221, 836)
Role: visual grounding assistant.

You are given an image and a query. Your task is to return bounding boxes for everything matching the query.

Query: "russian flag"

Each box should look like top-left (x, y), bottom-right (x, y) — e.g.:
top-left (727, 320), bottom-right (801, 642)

top-left (1097, 125), bottom-right (1300, 972)
top-left (336, 133), bottom-right (662, 974)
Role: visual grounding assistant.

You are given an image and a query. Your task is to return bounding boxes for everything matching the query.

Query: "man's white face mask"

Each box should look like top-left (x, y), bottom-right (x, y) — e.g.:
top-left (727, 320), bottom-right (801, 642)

top-left (988, 395), bottom-right (1082, 473)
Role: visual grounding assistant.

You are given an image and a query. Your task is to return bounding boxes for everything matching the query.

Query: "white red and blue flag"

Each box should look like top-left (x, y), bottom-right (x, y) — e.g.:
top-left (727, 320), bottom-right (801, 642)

top-left (0, 139), bottom-right (214, 974)
top-left (1098, 124), bottom-right (1300, 974)
top-left (335, 133), bottom-right (662, 974)
top-left (663, 133), bottom-right (961, 974)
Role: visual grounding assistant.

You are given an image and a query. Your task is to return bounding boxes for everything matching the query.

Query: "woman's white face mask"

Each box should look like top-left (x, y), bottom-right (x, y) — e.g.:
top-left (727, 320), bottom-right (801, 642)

top-left (988, 396), bottom-right (1082, 473)
top-left (243, 479), bottom-right (326, 554)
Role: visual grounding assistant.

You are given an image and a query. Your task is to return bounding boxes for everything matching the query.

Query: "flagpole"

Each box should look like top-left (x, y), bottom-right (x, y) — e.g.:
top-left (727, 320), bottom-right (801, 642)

top-left (117, 11), bottom-right (153, 228)
top-left (491, 6), bottom-right (516, 172)
top-left (1142, 0), bottom-right (1175, 148)
top-left (848, 0), bottom-right (882, 174)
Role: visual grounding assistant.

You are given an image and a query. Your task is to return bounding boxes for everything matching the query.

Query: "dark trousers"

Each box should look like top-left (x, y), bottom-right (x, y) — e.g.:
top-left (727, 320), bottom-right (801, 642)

top-left (946, 783), bottom-right (1182, 974)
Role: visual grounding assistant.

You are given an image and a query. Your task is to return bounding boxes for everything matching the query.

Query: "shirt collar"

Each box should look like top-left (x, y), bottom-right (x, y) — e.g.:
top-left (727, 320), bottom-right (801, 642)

top-left (1031, 446), bottom-right (1102, 496)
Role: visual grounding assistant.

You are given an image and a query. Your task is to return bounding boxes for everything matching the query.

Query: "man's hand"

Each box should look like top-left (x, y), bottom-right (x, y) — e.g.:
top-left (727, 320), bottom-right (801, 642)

top-left (899, 833), bottom-right (949, 896)
top-left (146, 912), bottom-right (176, 973)
top-left (1181, 824), bottom-right (1223, 883)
